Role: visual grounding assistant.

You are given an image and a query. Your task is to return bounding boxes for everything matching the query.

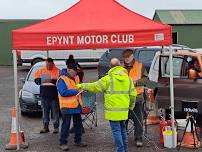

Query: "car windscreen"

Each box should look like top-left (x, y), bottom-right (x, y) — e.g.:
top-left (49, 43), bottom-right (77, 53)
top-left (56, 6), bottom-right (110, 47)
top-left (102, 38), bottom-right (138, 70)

top-left (27, 65), bottom-right (66, 81)
top-left (106, 49), bottom-right (124, 62)
top-left (138, 50), bottom-right (156, 63)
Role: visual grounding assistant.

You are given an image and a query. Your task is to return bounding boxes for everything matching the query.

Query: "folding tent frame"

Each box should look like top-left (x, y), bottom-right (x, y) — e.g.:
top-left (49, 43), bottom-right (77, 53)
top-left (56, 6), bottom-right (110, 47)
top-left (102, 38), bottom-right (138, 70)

top-left (11, 0), bottom-right (175, 150)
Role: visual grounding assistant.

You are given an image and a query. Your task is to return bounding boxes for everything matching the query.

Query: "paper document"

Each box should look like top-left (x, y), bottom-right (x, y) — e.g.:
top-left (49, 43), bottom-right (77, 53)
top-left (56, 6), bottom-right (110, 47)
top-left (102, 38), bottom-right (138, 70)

top-left (76, 90), bottom-right (84, 96)
top-left (41, 74), bottom-right (51, 83)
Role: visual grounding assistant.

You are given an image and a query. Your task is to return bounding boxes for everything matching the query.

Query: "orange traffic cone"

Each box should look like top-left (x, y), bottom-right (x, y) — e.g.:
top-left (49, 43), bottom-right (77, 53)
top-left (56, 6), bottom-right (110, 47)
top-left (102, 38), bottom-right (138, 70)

top-left (146, 90), bottom-right (160, 125)
top-left (5, 107), bottom-right (28, 150)
top-left (178, 127), bottom-right (201, 148)
top-left (179, 132), bottom-right (201, 148)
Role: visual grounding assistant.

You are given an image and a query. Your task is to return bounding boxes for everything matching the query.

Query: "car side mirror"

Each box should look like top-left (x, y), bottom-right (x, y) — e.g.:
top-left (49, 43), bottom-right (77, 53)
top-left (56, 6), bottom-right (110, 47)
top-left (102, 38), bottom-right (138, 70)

top-left (188, 69), bottom-right (198, 80)
top-left (34, 78), bottom-right (41, 85)
top-left (20, 77), bottom-right (25, 83)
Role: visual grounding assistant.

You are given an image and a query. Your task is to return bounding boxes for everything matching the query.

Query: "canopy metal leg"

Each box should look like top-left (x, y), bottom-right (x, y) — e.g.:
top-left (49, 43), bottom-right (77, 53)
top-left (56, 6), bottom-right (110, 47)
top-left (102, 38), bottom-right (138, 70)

top-left (169, 46), bottom-right (175, 148)
top-left (12, 50), bottom-right (20, 150)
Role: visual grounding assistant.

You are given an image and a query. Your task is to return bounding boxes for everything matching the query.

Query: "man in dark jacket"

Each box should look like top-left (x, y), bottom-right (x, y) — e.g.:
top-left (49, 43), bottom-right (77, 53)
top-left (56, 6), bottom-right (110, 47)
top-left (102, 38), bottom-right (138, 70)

top-left (34, 58), bottom-right (60, 134)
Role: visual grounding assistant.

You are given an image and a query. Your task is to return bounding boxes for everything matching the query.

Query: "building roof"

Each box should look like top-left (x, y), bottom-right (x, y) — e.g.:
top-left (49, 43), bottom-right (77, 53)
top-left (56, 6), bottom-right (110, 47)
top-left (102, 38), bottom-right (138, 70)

top-left (153, 10), bottom-right (202, 24)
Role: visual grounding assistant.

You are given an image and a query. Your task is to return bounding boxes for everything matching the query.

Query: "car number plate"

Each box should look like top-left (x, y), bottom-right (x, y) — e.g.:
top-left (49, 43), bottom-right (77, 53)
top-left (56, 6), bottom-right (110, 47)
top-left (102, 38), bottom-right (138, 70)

top-left (38, 100), bottom-right (41, 105)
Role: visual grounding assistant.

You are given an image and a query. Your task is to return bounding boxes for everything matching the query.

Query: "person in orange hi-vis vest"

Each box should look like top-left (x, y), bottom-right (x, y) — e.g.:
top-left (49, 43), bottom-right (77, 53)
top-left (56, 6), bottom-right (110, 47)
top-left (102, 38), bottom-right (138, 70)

top-left (57, 63), bottom-right (87, 151)
top-left (122, 49), bottom-right (156, 147)
top-left (60, 55), bottom-right (85, 134)
top-left (34, 58), bottom-right (60, 134)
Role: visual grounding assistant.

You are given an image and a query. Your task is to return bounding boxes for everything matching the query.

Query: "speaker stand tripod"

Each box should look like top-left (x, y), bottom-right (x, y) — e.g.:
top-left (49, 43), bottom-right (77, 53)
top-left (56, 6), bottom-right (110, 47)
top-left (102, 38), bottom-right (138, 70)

top-left (178, 115), bottom-right (201, 150)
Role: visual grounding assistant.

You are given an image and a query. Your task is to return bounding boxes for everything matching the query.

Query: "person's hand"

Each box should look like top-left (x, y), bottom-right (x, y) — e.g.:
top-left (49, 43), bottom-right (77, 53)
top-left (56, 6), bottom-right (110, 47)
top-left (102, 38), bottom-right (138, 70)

top-left (129, 106), bottom-right (134, 111)
top-left (128, 110), bottom-right (134, 118)
top-left (76, 84), bottom-right (82, 90)
top-left (147, 88), bottom-right (153, 94)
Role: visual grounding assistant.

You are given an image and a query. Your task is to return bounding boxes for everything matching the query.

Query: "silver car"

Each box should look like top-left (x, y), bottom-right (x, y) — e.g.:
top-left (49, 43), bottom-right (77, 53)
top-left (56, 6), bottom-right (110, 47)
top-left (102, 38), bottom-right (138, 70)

top-left (19, 61), bottom-right (66, 114)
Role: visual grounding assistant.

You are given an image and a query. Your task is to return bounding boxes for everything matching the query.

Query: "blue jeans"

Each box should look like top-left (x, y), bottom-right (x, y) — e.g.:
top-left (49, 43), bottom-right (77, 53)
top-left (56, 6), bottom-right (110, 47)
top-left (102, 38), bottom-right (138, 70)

top-left (41, 98), bottom-right (60, 129)
top-left (60, 113), bottom-right (82, 145)
top-left (109, 120), bottom-right (128, 152)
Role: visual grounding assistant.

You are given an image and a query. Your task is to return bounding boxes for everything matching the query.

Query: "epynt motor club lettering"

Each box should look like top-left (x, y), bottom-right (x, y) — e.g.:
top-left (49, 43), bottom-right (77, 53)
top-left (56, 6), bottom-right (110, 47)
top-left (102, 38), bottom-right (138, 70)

top-left (46, 34), bottom-right (134, 45)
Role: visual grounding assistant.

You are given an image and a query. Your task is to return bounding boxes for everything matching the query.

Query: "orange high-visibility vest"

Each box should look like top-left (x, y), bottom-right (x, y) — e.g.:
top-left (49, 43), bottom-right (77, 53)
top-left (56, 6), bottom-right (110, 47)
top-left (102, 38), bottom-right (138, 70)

top-left (58, 75), bottom-right (82, 109)
top-left (129, 61), bottom-right (144, 95)
top-left (34, 66), bottom-right (59, 80)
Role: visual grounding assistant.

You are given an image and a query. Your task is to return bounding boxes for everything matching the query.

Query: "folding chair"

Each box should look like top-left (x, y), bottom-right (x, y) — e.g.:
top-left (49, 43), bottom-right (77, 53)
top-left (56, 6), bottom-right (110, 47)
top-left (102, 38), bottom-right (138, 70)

top-left (81, 91), bottom-right (98, 129)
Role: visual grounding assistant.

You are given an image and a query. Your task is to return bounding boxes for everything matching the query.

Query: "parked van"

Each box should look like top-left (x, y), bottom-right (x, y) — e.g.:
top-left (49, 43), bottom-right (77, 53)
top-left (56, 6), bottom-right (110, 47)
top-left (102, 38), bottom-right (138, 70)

top-left (17, 49), bottom-right (107, 67)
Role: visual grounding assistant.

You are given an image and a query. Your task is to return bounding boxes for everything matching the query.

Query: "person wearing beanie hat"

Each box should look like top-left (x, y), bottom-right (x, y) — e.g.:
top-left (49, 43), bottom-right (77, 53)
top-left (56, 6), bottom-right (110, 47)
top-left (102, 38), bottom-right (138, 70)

top-left (60, 55), bottom-right (84, 83)
top-left (57, 62), bottom-right (87, 151)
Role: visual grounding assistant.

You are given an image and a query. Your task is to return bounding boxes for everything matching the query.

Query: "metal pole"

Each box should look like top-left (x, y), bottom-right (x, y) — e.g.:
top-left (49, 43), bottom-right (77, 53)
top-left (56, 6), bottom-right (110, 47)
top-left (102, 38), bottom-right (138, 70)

top-left (47, 50), bottom-right (49, 58)
top-left (169, 46), bottom-right (175, 148)
top-left (12, 50), bottom-right (20, 150)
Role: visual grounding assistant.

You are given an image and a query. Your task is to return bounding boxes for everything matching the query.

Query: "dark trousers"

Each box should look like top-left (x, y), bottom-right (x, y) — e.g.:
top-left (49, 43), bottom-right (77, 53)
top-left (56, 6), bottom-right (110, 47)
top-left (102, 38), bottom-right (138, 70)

top-left (60, 113), bottom-right (82, 145)
top-left (41, 98), bottom-right (60, 129)
top-left (126, 100), bottom-right (143, 139)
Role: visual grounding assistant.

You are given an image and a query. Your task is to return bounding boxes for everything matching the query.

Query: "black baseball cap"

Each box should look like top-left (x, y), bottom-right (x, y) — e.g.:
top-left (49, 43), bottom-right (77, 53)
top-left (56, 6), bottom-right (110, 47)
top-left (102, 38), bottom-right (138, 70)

top-left (122, 49), bottom-right (133, 57)
top-left (67, 63), bottom-right (79, 72)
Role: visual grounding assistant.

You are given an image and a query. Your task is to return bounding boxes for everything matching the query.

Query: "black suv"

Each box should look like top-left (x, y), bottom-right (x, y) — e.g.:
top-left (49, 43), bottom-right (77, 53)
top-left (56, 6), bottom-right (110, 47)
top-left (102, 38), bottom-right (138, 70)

top-left (97, 47), bottom-right (161, 78)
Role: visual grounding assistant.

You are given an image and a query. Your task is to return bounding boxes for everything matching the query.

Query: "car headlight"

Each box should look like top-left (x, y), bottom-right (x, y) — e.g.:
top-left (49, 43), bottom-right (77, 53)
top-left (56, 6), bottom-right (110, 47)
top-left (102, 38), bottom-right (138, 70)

top-left (21, 90), bottom-right (34, 99)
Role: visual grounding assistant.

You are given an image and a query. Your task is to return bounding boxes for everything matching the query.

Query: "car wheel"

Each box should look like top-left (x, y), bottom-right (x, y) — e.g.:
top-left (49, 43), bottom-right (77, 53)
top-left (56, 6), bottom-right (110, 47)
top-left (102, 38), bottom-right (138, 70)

top-left (31, 58), bottom-right (44, 66)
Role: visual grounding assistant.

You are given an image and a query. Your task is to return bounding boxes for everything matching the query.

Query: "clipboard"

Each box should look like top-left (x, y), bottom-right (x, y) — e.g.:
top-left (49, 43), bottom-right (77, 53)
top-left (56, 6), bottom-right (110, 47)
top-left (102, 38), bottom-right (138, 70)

top-left (41, 74), bottom-right (51, 83)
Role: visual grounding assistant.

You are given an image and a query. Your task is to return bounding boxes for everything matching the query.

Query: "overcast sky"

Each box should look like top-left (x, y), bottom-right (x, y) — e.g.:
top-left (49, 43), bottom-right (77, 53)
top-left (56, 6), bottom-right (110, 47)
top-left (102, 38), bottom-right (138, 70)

top-left (0, 0), bottom-right (202, 19)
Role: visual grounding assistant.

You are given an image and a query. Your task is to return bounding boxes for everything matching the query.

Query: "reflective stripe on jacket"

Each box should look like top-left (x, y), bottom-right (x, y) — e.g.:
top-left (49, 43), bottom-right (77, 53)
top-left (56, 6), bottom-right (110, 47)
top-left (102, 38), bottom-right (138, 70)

top-left (80, 66), bottom-right (137, 121)
top-left (58, 75), bottom-right (82, 109)
top-left (34, 66), bottom-right (59, 80)
top-left (104, 73), bottom-right (134, 121)
top-left (129, 61), bottom-right (144, 95)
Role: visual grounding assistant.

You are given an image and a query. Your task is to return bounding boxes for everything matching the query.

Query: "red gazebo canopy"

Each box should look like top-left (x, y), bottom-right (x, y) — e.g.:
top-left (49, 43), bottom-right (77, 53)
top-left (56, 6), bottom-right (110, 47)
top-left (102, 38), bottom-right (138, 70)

top-left (12, 0), bottom-right (172, 50)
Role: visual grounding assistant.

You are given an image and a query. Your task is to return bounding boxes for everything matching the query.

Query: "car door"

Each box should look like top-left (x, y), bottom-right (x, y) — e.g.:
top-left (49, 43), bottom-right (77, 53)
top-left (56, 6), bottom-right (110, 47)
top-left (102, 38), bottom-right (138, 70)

top-left (148, 51), bottom-right (160, 82)
top-left (157, 55), bottom-right (202, 114)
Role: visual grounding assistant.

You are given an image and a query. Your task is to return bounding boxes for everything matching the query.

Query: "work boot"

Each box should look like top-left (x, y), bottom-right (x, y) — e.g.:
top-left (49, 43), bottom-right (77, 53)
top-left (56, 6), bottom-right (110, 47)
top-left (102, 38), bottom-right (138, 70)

top-left (40, 127), bottom-right (49, 134)
top-left (135, 137), bottom-right (143, 147)
top-left (53, 128), bottom-right (59, 134)
top-left (74, 142), bottom-right (87, 147)
top-left (59, 144), bottom-right (69, 151)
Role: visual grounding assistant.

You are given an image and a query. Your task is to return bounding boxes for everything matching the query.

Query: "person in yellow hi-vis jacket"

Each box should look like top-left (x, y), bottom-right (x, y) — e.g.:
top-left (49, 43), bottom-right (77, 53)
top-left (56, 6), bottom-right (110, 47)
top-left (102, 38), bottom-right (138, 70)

top-left (76, 58), bottom-right (137, 152)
